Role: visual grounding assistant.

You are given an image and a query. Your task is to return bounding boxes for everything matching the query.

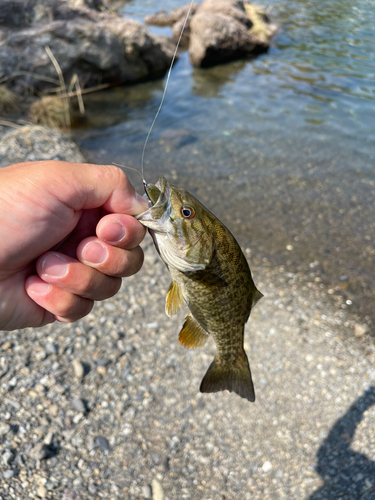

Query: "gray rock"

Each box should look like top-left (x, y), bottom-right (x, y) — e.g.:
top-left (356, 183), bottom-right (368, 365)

top-left (2, 449), bottom-right (14, 465)
top-left (87, 483), bottom-right (96, 494)
top-left (0, 4), bottom-right (175, 95)
top-left (29, 443), bottom-right (51, 460)
top-left (45, 342), bottom-right (58, 355)
top-left (71, 397), bottom-right (86, 413)
top-left (0, 125), bottom-right (85, 168)
top-left (3, 469), bottom-right (14, 479)
top-left (95, 358), bottom-right (110, 367)
top-left (0, 0), bottom-right (102, 28)
top-left (142, 484), bottom-right (152, 498)
top-left (0, 422), bottom-right (11, 436)
top-left (94, 436), bottom-right (110, 451)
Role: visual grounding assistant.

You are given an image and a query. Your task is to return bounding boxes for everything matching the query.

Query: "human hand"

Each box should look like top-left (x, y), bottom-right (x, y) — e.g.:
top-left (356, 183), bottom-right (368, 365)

top-left (0, 161), bottom-right (148, 331)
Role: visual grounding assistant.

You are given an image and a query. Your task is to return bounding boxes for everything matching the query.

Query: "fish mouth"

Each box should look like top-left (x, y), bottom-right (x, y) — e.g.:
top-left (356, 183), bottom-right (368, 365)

top-left (145, 177), bottom-right (169, 208)
top-left (135, 177), bottom-right (171, 225)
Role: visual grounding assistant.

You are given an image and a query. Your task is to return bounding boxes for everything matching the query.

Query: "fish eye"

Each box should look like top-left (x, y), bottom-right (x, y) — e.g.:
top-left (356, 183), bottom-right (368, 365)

top-left (180, 206), bottom-right (195, 219)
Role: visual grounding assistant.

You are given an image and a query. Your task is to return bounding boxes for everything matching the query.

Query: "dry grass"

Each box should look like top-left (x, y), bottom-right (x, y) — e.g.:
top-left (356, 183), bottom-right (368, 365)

top-left (0, 85), bottom-right (20, 114)
top-left (28, 95), bottom-right (71, 130)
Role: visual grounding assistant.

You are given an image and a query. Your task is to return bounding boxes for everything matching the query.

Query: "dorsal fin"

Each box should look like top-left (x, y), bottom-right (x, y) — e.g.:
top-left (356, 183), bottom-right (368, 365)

top-left (165, 280), bottom-right (184, 317)
top-left (178, 314), bottom-right (209, 349)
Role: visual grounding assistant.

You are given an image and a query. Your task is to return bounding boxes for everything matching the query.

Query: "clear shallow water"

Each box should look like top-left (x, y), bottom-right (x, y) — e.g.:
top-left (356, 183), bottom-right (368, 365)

top-left (76, 0), bottom-right (375, 324)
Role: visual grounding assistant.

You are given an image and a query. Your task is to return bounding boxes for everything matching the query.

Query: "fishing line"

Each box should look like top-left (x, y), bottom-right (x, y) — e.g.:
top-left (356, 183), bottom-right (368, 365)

top-left (112, 162), bottom-right (144, 183)
top-left (140, 0), bottom-right (195, 188)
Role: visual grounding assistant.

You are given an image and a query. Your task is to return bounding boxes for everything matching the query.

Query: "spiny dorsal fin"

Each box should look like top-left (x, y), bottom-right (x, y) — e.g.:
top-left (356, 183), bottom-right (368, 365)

top-left (165, 280), bottom-right (184, 317)
top-left (178, 314), bottom-right (209, 349)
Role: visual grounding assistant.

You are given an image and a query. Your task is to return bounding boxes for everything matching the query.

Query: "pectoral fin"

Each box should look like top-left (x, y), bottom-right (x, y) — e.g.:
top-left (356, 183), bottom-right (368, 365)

top-left (165, 280), bottom-right (184, 317)
top-left (178, 314), bottom-right (209, 349)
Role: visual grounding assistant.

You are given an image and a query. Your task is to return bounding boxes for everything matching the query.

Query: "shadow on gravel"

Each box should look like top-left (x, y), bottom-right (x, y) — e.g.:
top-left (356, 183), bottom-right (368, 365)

top-left (308, 386), bottom-right (375, 500)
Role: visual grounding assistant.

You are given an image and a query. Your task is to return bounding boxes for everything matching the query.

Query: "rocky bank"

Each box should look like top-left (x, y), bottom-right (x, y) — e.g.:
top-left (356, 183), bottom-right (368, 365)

top-left (0, 0), bottom-right (175, 96)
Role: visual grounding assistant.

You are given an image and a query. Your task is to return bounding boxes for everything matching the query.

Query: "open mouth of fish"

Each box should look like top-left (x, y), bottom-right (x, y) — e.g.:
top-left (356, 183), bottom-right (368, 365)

top-left (135, 177), bottom-right (171, 229)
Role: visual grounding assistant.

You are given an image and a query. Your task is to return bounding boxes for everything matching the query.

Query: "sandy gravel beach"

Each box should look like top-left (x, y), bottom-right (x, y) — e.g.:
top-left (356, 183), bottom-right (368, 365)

top-left (0, 237), bottom-right (374, 500)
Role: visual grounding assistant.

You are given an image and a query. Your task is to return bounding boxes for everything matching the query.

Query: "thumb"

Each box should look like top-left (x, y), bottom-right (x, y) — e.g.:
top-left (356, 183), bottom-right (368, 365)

top-left (5, 161), bottom-right (148, 215)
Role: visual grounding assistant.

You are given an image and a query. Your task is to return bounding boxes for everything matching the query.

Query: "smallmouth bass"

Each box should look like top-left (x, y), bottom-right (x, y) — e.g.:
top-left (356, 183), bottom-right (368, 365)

top-left (136, 177), bottom-right (262, 402)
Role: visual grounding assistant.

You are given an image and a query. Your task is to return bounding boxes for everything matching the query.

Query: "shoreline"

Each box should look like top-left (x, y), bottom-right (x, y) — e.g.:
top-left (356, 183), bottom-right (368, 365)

top-left (0, 238), bottom-right (374, 498)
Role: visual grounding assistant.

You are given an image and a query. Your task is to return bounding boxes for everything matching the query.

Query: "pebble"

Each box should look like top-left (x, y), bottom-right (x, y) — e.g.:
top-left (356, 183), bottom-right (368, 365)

top-left (30, 443), bottom-right (50, 461)
top-left (0, 423), bottom-right (11, 436)
top-left (49, 404), bottom-right (59, 417)
top-left (354, 323), bottom-right (369, 337)
top-left (1, 341), bottom-right (11, 351)
top-left (73, 413), bottom-right (83, 424)
top-left (43, 431), bottom-right (54, 446)
top-left (35, 350), bottom-right (47, 361)
top-left (96, 358), bottom-right (110, 366)
top-left (71, 397), bottom-right (86, 413)
top-left (87, 483), bottom-right (96, 495)
top-left (34, 383), bottom-right (46, 394)
top-left (2, 450), bottom-right (14, 465)
top-left (36, 485), bottom-right (47, 498)
top-left (142, 485), bottom-right (152, 498)
top-left (3, 469), bottom-right (14, 479)
top-left (45, 342), bottom-right (58, 355)
top-left (97, 365), bottom-right (107, 376)
top-left (94, 436), bottom-right (110, 451)
top-left (72, 359), bottom-right (85, 380)
top-left (262, 461), bottom-right (273, 472)
top-left (151, 479), bottom-right (164, 500)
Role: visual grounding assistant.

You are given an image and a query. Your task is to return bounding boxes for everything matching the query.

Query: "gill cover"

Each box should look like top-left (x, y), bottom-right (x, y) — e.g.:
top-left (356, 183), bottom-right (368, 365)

top-left (136, 177), bottom-right (213, 273)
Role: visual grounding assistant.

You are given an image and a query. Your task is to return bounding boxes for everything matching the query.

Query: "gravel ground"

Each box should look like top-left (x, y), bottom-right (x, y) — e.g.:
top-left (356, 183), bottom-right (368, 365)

top-left (0, 236), bottom-right (374, 500)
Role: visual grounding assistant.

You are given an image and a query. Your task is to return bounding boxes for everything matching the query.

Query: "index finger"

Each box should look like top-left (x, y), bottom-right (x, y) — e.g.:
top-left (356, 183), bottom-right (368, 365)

top-left (5, 161), bottom-right (148, 215)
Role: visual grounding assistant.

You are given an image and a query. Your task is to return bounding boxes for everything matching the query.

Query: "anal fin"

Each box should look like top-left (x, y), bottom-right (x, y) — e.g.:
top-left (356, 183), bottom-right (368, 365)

top-left (179, 314), bottom-right (209, 349)
top-left (165, 280), bottom-right (184, 317)
top-left (253, 288), bottom-right (264, 307)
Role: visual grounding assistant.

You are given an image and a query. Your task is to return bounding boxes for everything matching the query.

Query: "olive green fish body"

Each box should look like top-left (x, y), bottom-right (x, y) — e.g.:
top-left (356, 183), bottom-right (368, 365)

top-left (136, 178), bottom-right (262, 402)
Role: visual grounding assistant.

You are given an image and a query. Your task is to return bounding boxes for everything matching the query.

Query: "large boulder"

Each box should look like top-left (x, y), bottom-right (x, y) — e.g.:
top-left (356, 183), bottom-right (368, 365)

top-left (189, 0), bottom-right (277, 67)
top-left (189, 12), bottom-right (254, 67)
top-left (0, 125), bottom-right (85, 167)
top-left (0, 0), bottom-right (175, 95)
top-left (146, 0), bottom-right (277, 68)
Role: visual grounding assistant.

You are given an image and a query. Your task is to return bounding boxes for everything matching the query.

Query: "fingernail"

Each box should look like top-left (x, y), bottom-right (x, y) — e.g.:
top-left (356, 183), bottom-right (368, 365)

top-left (28, 281), bottom-right (51, 295)
top-left (136, 192), bottom-right (148, 209)
top-left (100, 221), bottom-right (126, 243)
top-left (82, 241), bottom-right (108, 265)
top-left (41, 254), bottom-right (68, 278)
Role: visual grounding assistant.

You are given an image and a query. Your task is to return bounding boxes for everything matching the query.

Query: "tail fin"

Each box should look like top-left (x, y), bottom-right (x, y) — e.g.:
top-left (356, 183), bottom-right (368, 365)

top-left (199, 350), bottom-right (255, 402)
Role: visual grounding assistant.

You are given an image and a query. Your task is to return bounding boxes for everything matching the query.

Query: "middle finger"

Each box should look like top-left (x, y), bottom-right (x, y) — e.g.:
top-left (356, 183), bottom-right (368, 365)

top-left (36, 252), bottom-right (122, 301)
